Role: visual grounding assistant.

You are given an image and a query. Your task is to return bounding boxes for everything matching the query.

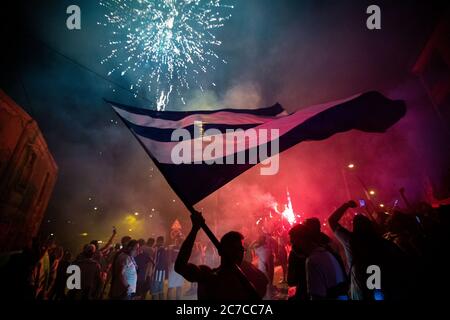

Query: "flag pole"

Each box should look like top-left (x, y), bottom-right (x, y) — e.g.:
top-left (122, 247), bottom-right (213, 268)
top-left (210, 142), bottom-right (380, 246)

top-left (186, 206), bottom-right (260, 300)
top-left (108, 101), bottom-right (260, 300)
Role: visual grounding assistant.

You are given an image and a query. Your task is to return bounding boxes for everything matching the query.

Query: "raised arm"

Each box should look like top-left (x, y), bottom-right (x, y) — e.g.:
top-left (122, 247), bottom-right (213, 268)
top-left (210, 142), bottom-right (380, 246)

top-left (174, 212), bottom-right (207, 282)
top-left (328, 200), bottom-right (357, 232)
top-left (100, 227), bottom-right (117, 253)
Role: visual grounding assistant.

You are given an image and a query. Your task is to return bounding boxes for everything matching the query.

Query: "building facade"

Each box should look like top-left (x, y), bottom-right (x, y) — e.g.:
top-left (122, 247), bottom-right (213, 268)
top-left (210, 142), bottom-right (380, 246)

top-left (0, 89), bottom-right (58, 252)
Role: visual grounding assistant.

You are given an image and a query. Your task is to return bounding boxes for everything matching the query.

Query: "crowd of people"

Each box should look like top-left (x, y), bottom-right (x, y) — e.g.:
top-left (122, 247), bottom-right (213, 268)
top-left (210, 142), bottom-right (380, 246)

top-left (0, 230), bottom-right (204, 300)
top-left (1, 197), bottom-right (449, 301)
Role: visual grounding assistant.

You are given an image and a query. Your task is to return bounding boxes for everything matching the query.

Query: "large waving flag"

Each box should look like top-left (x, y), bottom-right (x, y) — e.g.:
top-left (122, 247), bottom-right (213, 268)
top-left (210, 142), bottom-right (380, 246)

top-left (107, 91), bottom-right (406, 208)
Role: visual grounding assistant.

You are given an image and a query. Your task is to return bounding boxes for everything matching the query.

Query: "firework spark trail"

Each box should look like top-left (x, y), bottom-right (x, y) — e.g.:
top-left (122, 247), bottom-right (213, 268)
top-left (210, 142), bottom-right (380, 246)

top-left (272, 189), bottom-right (302, 226)
top-left (99, 0), bottom-right (234, 110)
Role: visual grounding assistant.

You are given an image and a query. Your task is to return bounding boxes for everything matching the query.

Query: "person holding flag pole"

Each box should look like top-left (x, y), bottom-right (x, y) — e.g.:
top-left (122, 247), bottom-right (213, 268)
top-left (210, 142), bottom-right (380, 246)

top-left (175, 210), bottom-right (267, 300)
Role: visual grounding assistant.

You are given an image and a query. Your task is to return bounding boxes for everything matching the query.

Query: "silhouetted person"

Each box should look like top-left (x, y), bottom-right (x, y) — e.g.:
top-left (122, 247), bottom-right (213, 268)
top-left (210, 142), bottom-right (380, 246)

top-left (287, 246), bottom-right (307, 300)
top-left (110, 240), bottom-right (139, 300)
top-left (90, 228), bottom-right (117, 281)
top-left (68, 244), bottom-right (103, 300)
top-left (151, 236), bottom-right (168, 300)
top-left (1, 243), bottom-right (35, 300)
top-left (103, 235), bottom-right (132, 296)
top-left (289, 223), bottom-right (347, 300)
top-left (277, 235), bottom-right (288, 284)
top-left (175, 212), bottom-right (268, 300)
top-left (287, 218), bottom-right (333, 300)
top-left (31, 237), bottom-right (53, 299)
top-left (135, 239), bottom-right (153, 299)
top-left (143, 237), bottom-right (156, 298)
top-left (90, 227), bottom-right (117, 256)
top-left (328, 200), bottom-right (404, 300)
top-left (48, 249), bottom-right (71, 300)
top-left (47, 246), bottom-right (64, 299)
top-left (253, 234), bottom-right (275, 299)
top-left (167, 237), bottom-right (184, 300)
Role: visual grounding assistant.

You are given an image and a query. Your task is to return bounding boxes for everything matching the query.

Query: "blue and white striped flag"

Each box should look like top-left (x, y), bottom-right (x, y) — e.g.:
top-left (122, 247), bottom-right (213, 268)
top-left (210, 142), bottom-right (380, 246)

top-left (107, 91), bottom-right (406, 207)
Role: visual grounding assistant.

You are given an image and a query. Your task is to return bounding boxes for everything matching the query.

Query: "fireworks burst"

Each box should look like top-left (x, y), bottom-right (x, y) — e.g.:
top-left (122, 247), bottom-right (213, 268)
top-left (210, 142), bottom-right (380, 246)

top-left (99, 0), bottom-right (234, 110)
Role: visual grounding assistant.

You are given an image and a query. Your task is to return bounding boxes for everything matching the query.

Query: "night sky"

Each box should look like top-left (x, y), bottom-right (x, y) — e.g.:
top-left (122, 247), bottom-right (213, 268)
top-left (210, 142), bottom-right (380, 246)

top-left (1, 0), bottom-right (447, 251)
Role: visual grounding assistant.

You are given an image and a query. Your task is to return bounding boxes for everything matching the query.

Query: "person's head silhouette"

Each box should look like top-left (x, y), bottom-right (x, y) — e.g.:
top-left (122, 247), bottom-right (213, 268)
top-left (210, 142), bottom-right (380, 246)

top-left (353, 214), bottom-right (375, 236)
top-left (219, 231), bottom-right (245, 266)
top-left (289, 224), bottom-right (320, 256)
top-left (124, 239), bottom-right (139, 257)
top-left (156, 236), bottom-right (165, 247)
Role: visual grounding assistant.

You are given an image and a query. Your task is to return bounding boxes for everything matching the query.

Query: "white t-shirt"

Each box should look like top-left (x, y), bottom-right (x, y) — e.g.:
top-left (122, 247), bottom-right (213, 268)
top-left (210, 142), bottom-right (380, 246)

top-left (333, 225), bottom-right (364, 300)
top-left (306, 247), bottom-right (346, 299)
top-left (334, 225), bottom-right (353, 271)
top-left (120, 253), bottom-right (138, 294)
